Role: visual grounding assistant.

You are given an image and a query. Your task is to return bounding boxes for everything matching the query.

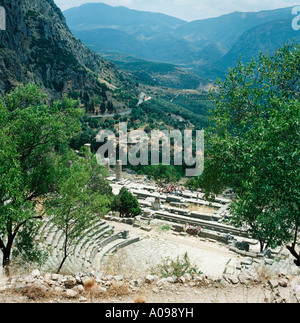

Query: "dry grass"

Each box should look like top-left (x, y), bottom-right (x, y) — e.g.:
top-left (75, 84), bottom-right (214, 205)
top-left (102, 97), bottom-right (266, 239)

top-left (3, 278), bottom-right (299, 303)
top-left (188, 204), bottom-right (216, 214)
top-left (82, 277), bottom-right (100, 302)
top-left (106, 281), bottom-right (131, 297)
top-left (83, 277), bottom-right (96, 293)
top-left (134, 296), bottom-right (147, 303)
top-left (15, 286), bottom-right (60, 301)
top-left (101, 249), bottom-right (139, 277)
top-left (255, 265), bottom-right (273, 284)
top-left (13, 279), bottom-right (132, 302)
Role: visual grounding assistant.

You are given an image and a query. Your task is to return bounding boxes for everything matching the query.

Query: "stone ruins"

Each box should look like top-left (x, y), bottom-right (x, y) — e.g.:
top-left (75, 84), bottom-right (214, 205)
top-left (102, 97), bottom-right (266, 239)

top-left (0, 163), bottom-right (299, 294)
top-left (105, 165), bottom-right (300, 281)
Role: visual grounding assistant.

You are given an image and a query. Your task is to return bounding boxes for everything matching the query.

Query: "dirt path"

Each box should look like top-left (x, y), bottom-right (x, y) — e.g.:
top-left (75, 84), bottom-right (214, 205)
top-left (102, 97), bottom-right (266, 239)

top-left (110, 220), bottom-right (235, 256)
top-left (104, 220), bottom-right (240, 277)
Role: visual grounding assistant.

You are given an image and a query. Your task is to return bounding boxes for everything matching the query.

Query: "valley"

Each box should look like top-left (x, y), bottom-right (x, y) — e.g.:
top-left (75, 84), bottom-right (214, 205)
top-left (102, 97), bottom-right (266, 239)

top-left (64, 3), bottom-right (300, 80)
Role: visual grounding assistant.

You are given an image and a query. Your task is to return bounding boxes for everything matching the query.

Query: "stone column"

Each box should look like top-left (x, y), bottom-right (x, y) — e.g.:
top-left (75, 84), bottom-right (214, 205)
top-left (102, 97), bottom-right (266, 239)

top-left (84, 143), bottom-right (91, 152)
top-left (104, 158), bottom-right (110, 172)
top-left (84, 143), bottom-right (91, 159)
top-left (116, 160), bottom-right (122, 181)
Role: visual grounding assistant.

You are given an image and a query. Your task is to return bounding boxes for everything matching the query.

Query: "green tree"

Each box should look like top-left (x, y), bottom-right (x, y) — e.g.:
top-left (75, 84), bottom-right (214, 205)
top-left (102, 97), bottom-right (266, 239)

top-left (200, 43), bottom-right (300, 262)
top-left (107, 101), bottom-right (114, 114)
top-left (45, 148), bottom-right (112, 274)
top-left (145, 164), bottom-right (181, 184)
top-left (82, 91), bottom-right (90, 103)
top-left (100, 102), bottom-right (106, 115)
top-left (112, 187), bottom-right (141, 218)
top-left (184, 177), bottom-right (199, 191)
top-left (0, 84), bottom-right (83, 273)
top-left (90, 100), bottom-right (95, 114)
top-left (144, 125), bottom-right (151, 134)
top-left (12, 222), bottom-right (49, 268)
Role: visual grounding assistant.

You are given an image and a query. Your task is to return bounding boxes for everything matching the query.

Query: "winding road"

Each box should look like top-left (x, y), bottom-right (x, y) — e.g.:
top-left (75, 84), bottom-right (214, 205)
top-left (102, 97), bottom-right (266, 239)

top-left (90, 92), bottom-right (151, 118)
top-left (90, 109), bottom-right (132, 119)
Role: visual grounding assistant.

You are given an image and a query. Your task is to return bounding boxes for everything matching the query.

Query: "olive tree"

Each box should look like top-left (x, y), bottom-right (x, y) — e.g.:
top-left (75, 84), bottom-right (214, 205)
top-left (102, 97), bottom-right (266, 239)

top-left (45, 148), bottom-right (112, 274)
top-left (200, 43), bottom-right (300, 263)
top-left (0, 84), bottom-right (82, 273)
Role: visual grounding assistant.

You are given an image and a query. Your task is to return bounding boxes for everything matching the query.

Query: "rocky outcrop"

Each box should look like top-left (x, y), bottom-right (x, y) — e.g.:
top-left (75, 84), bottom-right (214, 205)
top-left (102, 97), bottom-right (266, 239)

top-left (0, 269), bottom-right (299, 303)
top-left (0, 0), bottom-right (136, 100)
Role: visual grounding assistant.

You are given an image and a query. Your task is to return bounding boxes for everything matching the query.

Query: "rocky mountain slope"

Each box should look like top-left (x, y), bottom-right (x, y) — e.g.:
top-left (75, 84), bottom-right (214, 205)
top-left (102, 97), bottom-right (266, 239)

top-left (100, 52), bottom-right (209, 90)
top-left (0, 0), bottom-right (137, 104)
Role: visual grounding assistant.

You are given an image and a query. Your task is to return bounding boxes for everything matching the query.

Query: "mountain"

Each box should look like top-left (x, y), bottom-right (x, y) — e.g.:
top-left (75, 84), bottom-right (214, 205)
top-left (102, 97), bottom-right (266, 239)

top-left (64, 3), bottom-right (203, 66)
top-left (64, 3), bottom-right (186, 34)
top-left (0, 0), bottom-right (213, 142)
top-left (0, 0), bottom-right (137, 105)
top-left (100, 52), bottom-right (209, 90)
top-left (63, 3), bottom-right (299, 80)
top-left (216, 18), bottom-right (300, 70)
top-left (176, 7), bottom-right (294, 51)
top-left (65, 3), bottom-right (198, 66)
top-left (73, 27), bottom-right (203, 65)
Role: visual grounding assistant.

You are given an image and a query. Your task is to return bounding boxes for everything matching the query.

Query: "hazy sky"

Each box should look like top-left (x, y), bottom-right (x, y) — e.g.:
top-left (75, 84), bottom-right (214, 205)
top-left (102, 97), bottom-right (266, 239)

top-left (54, 0), bottom-right (300, 21)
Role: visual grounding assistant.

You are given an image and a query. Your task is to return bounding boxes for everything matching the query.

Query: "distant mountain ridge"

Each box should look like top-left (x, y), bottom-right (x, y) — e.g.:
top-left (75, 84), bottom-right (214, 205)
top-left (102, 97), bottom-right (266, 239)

top-left (65, 3), bottom-right (185, 34)
top-left (216, 18), bottom-right (300, 70)
top-left (64, 3), bottom-right (300, 79)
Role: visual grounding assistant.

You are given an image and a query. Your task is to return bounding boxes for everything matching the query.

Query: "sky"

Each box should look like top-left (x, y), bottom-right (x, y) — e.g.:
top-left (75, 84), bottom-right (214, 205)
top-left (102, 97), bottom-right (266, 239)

top-left (53, 0), bottom-right (300, 21)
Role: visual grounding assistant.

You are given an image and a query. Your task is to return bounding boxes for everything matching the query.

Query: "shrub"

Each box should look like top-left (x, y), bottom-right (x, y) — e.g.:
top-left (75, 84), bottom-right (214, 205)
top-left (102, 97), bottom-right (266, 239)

top-left (112, 187), bottom-right (142, 218)
top-left (152, 252), bottom-right (202, 278)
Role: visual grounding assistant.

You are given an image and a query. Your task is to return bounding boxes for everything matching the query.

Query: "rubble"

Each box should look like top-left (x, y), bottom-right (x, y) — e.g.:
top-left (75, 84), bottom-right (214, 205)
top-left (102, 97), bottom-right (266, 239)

top-left (0, 263), bottom-right (298, 301)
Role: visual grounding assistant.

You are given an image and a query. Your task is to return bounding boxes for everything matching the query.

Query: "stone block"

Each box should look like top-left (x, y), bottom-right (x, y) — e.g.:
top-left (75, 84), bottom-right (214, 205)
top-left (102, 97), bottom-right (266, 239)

top-left (31, 269), bottom-right (41, 277)
top-left (279, 279), bottom-right (288, 288)
top-left (245, 251), bottom-right (258, 258)
top-left (145, 275), bottom-right (155, 284)
top-left (268, 279), bottom-right (279, 289)
top-left (223, 274), bottom-right (239, 285)
top-left (241, 257), bottom-right (253, 266)
top-left (141, 225), bottom-right (152, 232)
top-left (265, 259), bottom-right (274, 266)
top-left (172, 224), bottom-right (184, 232)
top-left (66, 289), bottom-right (78, 298)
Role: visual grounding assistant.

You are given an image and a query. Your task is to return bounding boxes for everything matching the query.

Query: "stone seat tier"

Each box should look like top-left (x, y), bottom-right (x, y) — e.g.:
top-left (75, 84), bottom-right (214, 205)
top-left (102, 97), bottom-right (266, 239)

top-left (154, 211), bottom-right (249, 238)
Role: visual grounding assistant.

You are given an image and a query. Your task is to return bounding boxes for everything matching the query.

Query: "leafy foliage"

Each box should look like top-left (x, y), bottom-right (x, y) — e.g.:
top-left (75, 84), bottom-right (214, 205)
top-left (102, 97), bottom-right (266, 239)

top-left (152, 252), bottom-right (202, 278)
top-left (142, 164), bottom-right (183, 184)
top-left (197, 42), bottom-right (300, 257)
top-left (12, 222), bottom-right (49, 267)
top-left (45, 148), bottom-right (112, 273)
top-left (112, 187), bottom-right (141, 218)
top-left (0, 84), bottom-right (112, 272)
